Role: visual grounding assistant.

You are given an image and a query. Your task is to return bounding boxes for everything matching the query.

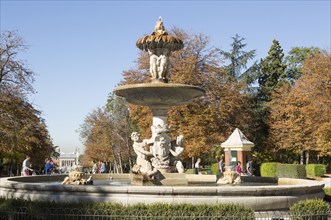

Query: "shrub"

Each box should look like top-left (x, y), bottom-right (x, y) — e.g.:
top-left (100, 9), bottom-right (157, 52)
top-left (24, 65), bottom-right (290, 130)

top-left (276, 164), bottom-right (306, 179)
top-left (211, 162), bottom-right (219, 175)
top-left (0, 198), bottom-right (255, 219)
top-left (290, 199), bottom-right (330, 220)
top-left (260, 162), bottom-right (279, 177)
top-left (324, 188), bottom-right (331, 202)
top-left (185, 168), bottom-right (195, 174)
top-left (305, 164), bottom-right (326, 178)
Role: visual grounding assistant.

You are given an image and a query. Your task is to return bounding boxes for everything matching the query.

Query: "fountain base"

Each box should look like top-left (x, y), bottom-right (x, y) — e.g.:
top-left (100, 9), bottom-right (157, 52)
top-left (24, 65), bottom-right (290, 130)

top-left (131, 172), bottom-right (188, 186)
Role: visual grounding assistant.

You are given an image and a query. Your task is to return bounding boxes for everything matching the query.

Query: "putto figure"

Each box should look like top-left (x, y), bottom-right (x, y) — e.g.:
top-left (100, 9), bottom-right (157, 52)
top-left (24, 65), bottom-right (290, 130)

top-left (130, 132), bottom-right (156, 177)
top-left (170, 135), bottom-right (185, 173)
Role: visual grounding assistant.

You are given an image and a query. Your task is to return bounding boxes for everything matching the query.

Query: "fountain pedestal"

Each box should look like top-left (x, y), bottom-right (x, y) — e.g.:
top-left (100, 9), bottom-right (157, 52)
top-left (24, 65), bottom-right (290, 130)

top-left (114, 18), bottom-right (205, 186)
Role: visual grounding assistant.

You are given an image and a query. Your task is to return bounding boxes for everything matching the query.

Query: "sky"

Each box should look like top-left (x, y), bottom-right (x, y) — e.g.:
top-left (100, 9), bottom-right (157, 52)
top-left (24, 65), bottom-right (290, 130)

top-left (1, 0), bottom-right (330, 153)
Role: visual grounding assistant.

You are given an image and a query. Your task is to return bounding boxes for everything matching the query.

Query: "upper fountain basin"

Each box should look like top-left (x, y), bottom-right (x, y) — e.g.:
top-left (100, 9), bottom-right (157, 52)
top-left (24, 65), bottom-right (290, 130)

top-left (114, 83), bottom-right (205, 107)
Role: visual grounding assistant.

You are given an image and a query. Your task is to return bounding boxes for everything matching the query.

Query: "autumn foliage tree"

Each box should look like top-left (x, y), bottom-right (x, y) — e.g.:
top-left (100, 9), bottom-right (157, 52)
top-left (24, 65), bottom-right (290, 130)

top-left (0, 31), bottom-right (53, 175)
top-left (79, 107), bottom-right (114, 166)
top-left (268, 51), bottom-right (331, 163)
top-left (79, 94), bottom-right (133, 173)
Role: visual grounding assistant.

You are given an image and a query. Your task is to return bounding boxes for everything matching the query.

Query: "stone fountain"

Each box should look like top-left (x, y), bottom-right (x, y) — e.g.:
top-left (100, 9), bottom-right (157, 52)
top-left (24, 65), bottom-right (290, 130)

top-left (114, 17), bottom-right (205, 185)
top-left (0, 18), bottom-right (325, 211)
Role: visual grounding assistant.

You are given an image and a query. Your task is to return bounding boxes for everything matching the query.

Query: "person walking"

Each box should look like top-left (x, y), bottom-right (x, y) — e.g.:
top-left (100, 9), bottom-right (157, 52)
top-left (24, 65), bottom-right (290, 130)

top-left (218, 158), bottom-right (224, 176)
top-left (92, 161), bottom-right (98, 174)
top-left (246, 158), bottom-right (254, 176)
top-left (21, 155), bottom-right (33, 176)
top-left (100, 161), bottom-right (106, 173)
top-left (235, 161), bottom-right (245, 176)
top-left (195, 158), bottom-right (201, 174)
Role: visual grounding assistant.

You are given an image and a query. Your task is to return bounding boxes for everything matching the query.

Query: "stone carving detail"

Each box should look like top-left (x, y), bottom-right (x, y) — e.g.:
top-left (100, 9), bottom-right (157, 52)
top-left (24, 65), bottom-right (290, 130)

top-left (170, 135), bottom-right (185, 173)
top-left (131, 128), bottom-right (185, 177)
top-left (148, 48), bottom-right (170, 82)
top-left (217, 167), bottom-right (241, 185)
top-left (131, 132), bottom-right (157, 178)
top-left (136, 17), bottom-right (184, 83)
top-left (61, 166), bottom-right (93, 185)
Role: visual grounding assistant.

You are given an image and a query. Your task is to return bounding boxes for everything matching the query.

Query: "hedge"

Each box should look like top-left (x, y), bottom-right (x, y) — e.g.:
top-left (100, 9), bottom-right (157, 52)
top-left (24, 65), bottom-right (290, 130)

top-left (305, 164), bottom-right (326, 178)
top-left (0, 198), bottom-right (255, 219)
top-left (185, 168), bottom-right (195, 174)
top-left (211, 162), bottom-right (219, 175)
top-left (260, 162), bottom-right (279, 177)
top-left (290, 199), bottom-right (330, 220)
top-left (276, 164), bottom-right (306, 179)
top-left (324, 188), bottom-right (331, 202)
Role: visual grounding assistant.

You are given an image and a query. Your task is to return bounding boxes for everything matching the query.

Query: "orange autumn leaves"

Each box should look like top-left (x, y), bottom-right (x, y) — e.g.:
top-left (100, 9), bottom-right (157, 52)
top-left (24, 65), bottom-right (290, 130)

top-left (269, 52), bottom-right (331, 156)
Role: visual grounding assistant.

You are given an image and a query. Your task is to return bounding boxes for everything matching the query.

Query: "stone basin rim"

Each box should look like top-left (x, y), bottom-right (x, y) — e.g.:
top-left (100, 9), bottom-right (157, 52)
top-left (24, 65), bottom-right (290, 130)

top-left (0, 175), bottom-right (325, 211)
top-left (114, 83), bottom-right (206, 91)
top-left (113, 83), bottom-right (206, 106)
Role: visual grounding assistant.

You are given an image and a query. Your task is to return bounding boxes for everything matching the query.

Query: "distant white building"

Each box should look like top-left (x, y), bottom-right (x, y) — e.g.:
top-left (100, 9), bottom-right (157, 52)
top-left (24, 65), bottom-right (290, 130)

top-left (55, 147), bottom-right (80, 173)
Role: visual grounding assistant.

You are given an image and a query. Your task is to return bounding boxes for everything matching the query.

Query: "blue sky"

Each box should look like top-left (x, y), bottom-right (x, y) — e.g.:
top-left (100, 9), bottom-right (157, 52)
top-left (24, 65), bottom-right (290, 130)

top-left (1, 1), bottom-right (330, 153)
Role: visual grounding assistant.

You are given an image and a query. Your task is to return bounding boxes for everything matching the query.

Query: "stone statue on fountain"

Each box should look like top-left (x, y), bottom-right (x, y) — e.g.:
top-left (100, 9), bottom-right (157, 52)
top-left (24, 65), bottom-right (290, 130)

top-left (130, 126), bottom-right (185, 178)
top-left (136, 17), bottom-right (183, 83)
top-left (130, 132), bottom-right (157, 178)
top-left (169, 135), bottom-right (185, 173)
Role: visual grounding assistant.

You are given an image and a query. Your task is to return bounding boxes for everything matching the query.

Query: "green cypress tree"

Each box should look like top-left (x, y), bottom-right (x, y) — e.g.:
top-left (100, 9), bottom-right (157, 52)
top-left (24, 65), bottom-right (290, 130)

top-left (250, 39), bottom-right (287, 158)
top-left (257, 39), bottom-right (287, 102)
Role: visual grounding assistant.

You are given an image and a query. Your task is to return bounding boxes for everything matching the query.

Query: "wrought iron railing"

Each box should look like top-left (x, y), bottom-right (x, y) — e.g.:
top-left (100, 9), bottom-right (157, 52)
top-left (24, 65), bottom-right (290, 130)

top-left (0, 207), bottom-right (330, 220)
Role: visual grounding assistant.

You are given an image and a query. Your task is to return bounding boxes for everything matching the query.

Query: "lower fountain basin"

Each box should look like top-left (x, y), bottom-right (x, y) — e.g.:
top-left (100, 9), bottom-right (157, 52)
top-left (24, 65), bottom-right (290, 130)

top-left (113, 83), bottom-right (206, 106)
top-left (0, 174), bottom-right (324, 211)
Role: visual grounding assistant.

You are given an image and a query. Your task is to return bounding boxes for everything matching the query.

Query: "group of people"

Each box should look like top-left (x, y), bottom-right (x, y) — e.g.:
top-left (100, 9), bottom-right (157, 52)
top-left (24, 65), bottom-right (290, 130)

top-left (92, 161), bottom-right (106, 174)
top-left (218, 158), bottom-right (254, 176)
top-left (21, 156), bottom-right (56, 176)
top-left (235, 158), bottom-right (254, 176)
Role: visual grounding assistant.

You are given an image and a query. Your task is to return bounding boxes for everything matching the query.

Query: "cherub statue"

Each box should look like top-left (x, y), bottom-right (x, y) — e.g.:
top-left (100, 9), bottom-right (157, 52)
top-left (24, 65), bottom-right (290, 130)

top-left (170, 135), bottom-right (185, 173)
top-left (148, 49), bottom-right (158, 79)
top-left (131, 132), bottom-right (156, 177)
top-left (157, 48), bottom-right (170, 80)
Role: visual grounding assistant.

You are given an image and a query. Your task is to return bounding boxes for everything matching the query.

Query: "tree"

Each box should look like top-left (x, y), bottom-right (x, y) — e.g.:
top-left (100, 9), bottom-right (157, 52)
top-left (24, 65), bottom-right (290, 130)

top-left (0, 31), bottom-right (35, 97)
top-left (257, 39), bottom-right (287, 102)
top-left (250, 39), bottom-right (287, 156)
top-left (79, 107), bottom-right (114, 167)
top-left (219, 34), bottom-right (258, 92)
top-left (285, 47), bottom-right (320, 82)
top-left (0, 31), bottom-right (52, 175)
top-left (268, 51), bottom-right (331, 163)
top-left (79, 94), bottom-right (133, 173)
top-left (106, 93), bottom-right (133, 173)
top-left (0, 93), bottom-right (53, 175)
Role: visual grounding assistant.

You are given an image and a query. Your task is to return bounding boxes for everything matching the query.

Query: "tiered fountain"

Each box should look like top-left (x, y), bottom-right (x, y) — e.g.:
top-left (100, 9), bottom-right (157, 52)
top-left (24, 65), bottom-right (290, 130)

top-left (114, 17), bottom-right (205, 186)
top-left (0, 18), bottom-right (325, 211)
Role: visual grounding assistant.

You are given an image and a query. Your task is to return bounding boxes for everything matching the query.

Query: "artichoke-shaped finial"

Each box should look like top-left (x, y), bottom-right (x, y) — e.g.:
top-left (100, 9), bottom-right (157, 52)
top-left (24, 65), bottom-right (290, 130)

top-left (136, 18), bottom-right (184, 83)
top-left (136, 17), bottom-right (184, 52)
